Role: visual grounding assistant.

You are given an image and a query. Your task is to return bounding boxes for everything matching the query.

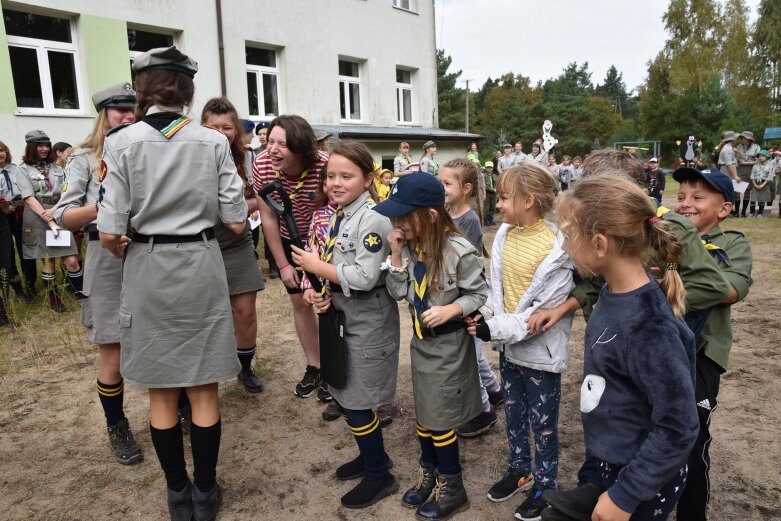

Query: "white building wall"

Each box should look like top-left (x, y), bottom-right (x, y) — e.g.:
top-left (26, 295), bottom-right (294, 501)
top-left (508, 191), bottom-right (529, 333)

top-left (1, 0), bottom-right (438, 154)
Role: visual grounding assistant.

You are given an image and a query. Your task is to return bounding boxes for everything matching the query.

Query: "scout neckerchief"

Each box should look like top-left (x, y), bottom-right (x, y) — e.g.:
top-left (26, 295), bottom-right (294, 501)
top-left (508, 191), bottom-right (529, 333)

top-left (2, 168), bottom-right (14, 196)
top-left (413, 246), bottom-right (429, 340)
top-left (321, 209), bottom-right (345, 296)
top-left (656, 206), bottom-right (731, 265)
top-left (143, 112), bottom-right (191, 139)
top-left (275, 169), bottom-right (310, 200)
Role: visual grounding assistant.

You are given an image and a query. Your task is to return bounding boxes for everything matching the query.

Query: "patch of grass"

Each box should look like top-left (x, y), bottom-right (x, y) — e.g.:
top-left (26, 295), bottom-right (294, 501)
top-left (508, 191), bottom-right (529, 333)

top-left (223, 384), bottom-right (247, 399)
top-left (136, 473), bottom-right (158, 489)
top-left (254, 353), bottom-right (282, 379)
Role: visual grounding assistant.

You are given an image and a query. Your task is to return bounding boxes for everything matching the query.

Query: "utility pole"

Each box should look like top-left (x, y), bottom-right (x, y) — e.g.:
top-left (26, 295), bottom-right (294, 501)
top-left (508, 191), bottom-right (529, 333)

top-left (463, 79), bottom-right (473, 133)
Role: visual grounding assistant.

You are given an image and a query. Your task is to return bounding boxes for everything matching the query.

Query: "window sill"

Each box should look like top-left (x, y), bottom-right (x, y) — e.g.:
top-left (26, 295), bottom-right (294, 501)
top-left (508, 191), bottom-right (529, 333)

top-left (340, 119), bottom-right (368, 125)
top-left (15, 111), bottom-right (93, 118)
top-left (396, 122), bottom-right (420, 127)
top-left (392, 6), bottom-right (418, 15)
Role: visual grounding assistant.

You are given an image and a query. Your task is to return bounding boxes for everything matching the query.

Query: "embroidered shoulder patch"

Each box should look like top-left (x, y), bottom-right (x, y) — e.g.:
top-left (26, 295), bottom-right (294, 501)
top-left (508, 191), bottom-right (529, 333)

top-left (363, 232), bottom-right (383, 253)
top-left (99, 160), bottom-right (107, 182)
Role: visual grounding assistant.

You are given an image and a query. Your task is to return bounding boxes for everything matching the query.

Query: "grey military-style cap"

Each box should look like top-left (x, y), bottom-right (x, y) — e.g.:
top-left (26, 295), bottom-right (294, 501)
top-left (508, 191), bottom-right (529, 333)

top-left (132, 46), bottom-right (198, 78)
top-left (92, 82), bottom-right (136, 111)
top-left (25, 130), bottom-right (51, 143)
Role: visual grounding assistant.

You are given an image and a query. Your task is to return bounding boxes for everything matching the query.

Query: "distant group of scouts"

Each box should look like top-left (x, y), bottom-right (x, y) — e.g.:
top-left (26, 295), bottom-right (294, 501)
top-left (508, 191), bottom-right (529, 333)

top-left (0, 45), bottom-right (752, 521)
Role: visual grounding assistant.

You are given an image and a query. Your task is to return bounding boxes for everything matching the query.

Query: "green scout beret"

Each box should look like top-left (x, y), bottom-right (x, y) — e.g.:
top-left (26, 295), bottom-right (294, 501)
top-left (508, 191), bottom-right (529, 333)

top-left (92, 82), bottom-right (136, 111)
top-left (132, 46), bottom-right (198, 78)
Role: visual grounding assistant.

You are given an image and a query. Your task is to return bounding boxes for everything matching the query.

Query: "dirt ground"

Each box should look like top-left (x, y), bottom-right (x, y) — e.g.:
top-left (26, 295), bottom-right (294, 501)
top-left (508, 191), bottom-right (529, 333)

top-left (1, 198), bottom-right (780, 521)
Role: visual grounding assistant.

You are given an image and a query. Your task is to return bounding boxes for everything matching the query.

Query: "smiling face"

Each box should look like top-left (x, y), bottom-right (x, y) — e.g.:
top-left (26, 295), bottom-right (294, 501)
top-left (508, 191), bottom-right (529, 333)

top-left (0, 148), bottom-right (6, 165)
top-left (106, 107), bottom-right (135, 129)
top-left (497, 189), bottom-right (538, 227)
top-left (203, 112), bottom-right (237, 146)
top-left (36, 143), bottom-right (50, 161)
top-left (325, 153), bottom-right (372, 207)
top-left (266, 126), bottom-right (304, 175)
top-left (439, 166), bottom-right (469, 207)
top-left (675, 179), bottom-right (732, 234)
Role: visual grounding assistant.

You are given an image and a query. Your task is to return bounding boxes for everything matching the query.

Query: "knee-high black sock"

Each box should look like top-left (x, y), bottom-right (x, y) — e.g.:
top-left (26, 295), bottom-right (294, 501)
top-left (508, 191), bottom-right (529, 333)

top-left (416, 423), bottom-right (438, 467)
top-left (749, 202), bottom-right (756, 215)
top-left (344, 409), bottom-right (387, 479)
top-left (190, 419), bottom-right (221, 491)
top-left (237, 345), bottom-right (256, 371)
top-left (96, 379), bottom-right (125, 426)
top-left (66, 268), bottom-right (83, 294)
top-left (758, 203), bottom-right (765, 215)
top-left (41, 271), bottom-right (56, 296)
top-left (741, 198), bottom-right (750, 216)
top-left (150, 422), bottom-right (189, 492)
top-left (431, 429), bottom-right (461, 475)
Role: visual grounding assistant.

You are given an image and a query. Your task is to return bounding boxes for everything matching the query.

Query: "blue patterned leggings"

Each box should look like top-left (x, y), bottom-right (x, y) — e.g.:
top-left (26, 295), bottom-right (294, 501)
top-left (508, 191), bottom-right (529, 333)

top-left (500, 353), bottom-right (561, 489)
top-left (601, 462), bottom-right (687, 520)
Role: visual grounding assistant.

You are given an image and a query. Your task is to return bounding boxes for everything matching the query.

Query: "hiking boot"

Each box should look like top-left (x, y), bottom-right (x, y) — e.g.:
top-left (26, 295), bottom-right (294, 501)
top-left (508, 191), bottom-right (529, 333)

top-left (178, 404), bottom-right (192, 435)
top-left (294, 365), bottom-right (321, 398)
top-left (456, 406), bottom-right (498, 438)
top-left (192, 482), bottom-right (222, 521)
top-left (541, 483), bottom-right (601, 521)
top-left (48, 292), bottom-right (66, 313)
top-left (107, 418), bottom-right (143, 465)
top-left (488, 388), bottom-right (505, 407)
top-left (487, 468), bottom-right (534, 502)
top-left (402, 462), bottom-right (437, 508)
top-left (167, 481), bottom-right (194, 521)
top-left (341, 473), bottom-right (399, 509)
top-left (322, 401), bottom-right (341, 422)
top-left (415, 471), bottom-right (470, 520)
top-left (336, 453), bottom-right (394, 481)
top-left (515, 486), bottom-right (548, 520)
top-left (316, 379), bottom-right (333, 402)
top-left (377, 403), bottom-right (396, 427)
top-left (237, 365), bottom-right (263, 393)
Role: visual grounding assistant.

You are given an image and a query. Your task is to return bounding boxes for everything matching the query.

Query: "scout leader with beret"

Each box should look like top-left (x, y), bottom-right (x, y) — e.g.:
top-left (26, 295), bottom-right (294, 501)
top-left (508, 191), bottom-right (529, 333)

top-left (291, 141), bottom-right (401, 510)
top-left (16, 130), bottom-right (82, 312)
top-left (97, 46), bottom-right (248, 521)
top-left (419, 140), bottom-right (440, 176)
top-left (54, 82), bottom-right (142, 466)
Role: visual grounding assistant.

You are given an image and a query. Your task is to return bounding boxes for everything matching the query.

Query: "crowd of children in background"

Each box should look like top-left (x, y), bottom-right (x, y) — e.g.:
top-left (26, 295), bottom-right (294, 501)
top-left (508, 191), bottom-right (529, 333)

top-left (0, 104), bottom-right (758, 521)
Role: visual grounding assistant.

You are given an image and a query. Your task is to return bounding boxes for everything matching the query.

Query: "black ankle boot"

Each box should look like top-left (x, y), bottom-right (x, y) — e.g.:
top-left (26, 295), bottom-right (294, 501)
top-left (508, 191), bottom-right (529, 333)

top-left (335, 453), bottom-right (394, 481)
top-left (415, 472), bottom-right (470, 520)
top-left (340, 473), bottom-right (399, 509)
top-left (167, 481), bottom-right (194, 521)
top-left (402, 462), bottom-right (437, 508)
top-left (192, 482), bottom-right (222, 521)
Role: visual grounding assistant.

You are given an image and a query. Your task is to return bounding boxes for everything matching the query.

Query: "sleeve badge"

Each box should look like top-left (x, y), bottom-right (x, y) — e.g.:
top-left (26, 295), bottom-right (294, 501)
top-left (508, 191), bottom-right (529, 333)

top-left (99, 160), bottom-right (107, 182)
top-left (363, 232), bottom-right (383, 253)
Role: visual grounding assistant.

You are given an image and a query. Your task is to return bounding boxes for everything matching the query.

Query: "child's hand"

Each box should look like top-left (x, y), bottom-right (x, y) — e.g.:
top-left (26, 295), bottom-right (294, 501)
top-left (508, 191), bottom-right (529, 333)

top-left (421, 306), bottom-right (453, 328)
top-left (465, 313), bottom-right (482, 336)
top-left (303, 288), bottom-right (317, 306)
top-left (526, 307), bottom-right (563, 334)
top-left (387, 228), bottom-right (407, 256)
top-left (291, 244), bottom-right (319, 272)
top-left (312, 288), bottom-right (332, 312)
top-left (591, 492), bottom-right (630, 521)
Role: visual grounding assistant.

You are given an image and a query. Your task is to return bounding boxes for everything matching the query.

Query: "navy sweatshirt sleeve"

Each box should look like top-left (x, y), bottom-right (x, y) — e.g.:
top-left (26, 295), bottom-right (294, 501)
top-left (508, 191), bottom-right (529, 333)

top-left (581, 279), bottom-right (698, 513)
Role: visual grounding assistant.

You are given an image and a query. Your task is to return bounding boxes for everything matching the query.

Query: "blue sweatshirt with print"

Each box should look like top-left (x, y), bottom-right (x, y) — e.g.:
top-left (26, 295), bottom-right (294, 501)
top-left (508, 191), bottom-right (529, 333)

top-left (581, 278), bottom-right (698, 513)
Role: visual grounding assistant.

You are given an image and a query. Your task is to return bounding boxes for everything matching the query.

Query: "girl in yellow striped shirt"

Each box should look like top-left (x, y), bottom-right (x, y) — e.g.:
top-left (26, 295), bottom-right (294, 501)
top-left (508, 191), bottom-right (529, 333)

top-left (467, 162), bottom-right (575, 521)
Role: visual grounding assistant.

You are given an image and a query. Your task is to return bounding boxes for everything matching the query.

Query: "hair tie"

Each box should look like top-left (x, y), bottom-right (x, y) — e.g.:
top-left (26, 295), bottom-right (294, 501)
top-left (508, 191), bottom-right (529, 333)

top-left (647, 216), bottom-right (661, 226)
top-left (666, 262), bottom-right (678, 271)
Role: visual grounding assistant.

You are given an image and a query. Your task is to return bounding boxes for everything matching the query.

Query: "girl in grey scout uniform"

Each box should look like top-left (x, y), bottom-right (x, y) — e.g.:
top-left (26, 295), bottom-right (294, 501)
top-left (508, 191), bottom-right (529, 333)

top-left (290, 141), bottom-right (401, 510)
top-left (375, 172), bottom-right (488, 521)
top-left (97, 46), bottom-right (248, 521)
top-left (736, 130), bottom-right (760, 217)
top-left (16, 130), bottom-right (82, 312)
top-left (200, 97), bottom-right (265, 393)
top-left (420, 140), bottom-right (440, 176)
top-left (54, 82), bottom-right (142, 465)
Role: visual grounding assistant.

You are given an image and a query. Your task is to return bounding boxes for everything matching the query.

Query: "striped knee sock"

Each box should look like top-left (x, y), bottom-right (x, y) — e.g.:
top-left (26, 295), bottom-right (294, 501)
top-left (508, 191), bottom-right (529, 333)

top-left (96, 378), bottom-right (126, 426)
top-left (431, 428), bottom-right (461, 475)
top-left (345, 409), bottom-right (387, 479)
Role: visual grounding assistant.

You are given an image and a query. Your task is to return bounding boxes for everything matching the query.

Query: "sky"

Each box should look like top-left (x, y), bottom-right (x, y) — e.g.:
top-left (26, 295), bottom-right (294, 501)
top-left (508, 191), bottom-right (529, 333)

top-left (435, 0), bottom-right (760, 94)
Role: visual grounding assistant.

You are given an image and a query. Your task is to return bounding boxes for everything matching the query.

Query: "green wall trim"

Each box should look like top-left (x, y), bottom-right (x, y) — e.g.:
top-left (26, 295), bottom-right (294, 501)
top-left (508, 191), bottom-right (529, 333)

top-left (0, 16), bottom-right (17, 114)
top-left (81, 15), bottom-right (131, 114)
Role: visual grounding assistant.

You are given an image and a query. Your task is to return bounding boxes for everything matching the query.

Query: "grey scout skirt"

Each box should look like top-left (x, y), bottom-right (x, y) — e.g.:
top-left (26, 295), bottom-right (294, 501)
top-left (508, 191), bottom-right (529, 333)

top-left (22, 204), bottom-right (78, 259)
top-left (80, 236), bottom-right (122, 344)
top-left (329, 287), bottom-right (400, 411)
top-left (216, 225), bottom-right (264, 295)
top-left (410, 327), bottom-right (483, 431)
top-left (118, 236), bottom-right (239, 388)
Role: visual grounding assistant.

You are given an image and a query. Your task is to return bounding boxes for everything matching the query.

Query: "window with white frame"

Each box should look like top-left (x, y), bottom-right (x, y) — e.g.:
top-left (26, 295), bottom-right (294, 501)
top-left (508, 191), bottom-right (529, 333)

top-left (4, 9), bottom-right (82, 112)
top-left (396, 68), bottom-right (413, 123)
top-left (128, 28), bottom-right (174, 77)
top-left (246, 46), bottom-right (279, 118)
top-left (338, 59), bottom-right (362, 122)
top-left (393, 0), bottom-right (416, 12)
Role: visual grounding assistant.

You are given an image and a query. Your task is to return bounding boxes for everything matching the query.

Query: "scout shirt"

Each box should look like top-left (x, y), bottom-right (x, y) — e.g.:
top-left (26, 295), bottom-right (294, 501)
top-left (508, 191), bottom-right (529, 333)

top-left (498, 154), bottom-right (515, 173)
top-left (419, 154), bottom-right (440, 176)
top-left (718, 143), bottom-right (737, 177)
top-left (330, 191), bottom-right (392, 296)
top-left (570, 209), bottom-right (732, 320)
top-left (0, 163), bottom-right (20, 204)
top-left (697, 225), bottom-right (752, 370)
top-left (98, 109), bottom-right (247, 236)
top-left (394, 153), bottom-right (411, 173)
top-left (511, 151), bottom-right (527, 166)
top-left (750, 161), bottom-right (775, 183)
top-left (16, 162), bottom-right (66, 203)
top-left (54, 153), bottom-right (99, 228)
top-left (737, 142), bottom-right (760, 165)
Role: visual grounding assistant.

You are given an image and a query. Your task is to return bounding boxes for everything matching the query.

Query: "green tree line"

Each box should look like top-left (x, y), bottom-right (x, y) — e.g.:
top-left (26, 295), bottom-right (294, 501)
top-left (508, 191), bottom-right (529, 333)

top-left (438, 0), bottom-right (781, 164)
